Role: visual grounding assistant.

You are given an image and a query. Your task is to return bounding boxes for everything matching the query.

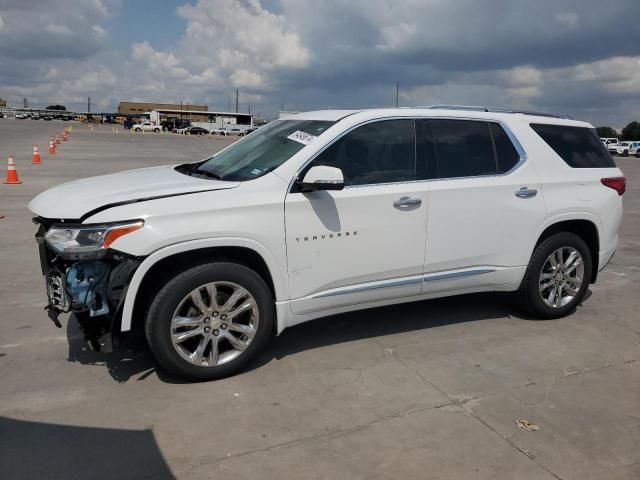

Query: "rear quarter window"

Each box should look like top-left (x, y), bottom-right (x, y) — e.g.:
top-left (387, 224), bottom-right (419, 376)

top-left (530, 123), bottom-right (615, 168)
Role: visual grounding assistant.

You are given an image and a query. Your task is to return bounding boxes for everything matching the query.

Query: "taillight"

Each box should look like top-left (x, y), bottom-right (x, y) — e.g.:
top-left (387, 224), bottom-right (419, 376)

top-left (601, 177), bottom-right (626, 196)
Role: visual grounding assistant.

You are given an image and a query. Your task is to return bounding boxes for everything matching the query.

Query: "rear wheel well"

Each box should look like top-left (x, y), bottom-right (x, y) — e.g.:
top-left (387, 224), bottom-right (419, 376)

top-left (130, 247), bottom-right (276, 334)
top-left (534, 220), bottom-right (599, 283)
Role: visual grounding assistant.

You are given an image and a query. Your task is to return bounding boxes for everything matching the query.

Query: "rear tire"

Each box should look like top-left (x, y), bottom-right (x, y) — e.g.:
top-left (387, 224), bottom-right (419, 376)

top-left (519, 232), bottom-right (592, 319)
top-left (145, 262), bottom-right (274, 381)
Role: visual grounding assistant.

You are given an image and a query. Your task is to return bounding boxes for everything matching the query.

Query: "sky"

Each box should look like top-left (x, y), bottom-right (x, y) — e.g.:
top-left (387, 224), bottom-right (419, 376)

top-left (0, 0), bottom-right (638, 127)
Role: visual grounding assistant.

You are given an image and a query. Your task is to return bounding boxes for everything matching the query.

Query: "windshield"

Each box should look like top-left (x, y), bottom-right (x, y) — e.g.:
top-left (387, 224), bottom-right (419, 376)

top-left (188, 120), bottom-right (335, 181)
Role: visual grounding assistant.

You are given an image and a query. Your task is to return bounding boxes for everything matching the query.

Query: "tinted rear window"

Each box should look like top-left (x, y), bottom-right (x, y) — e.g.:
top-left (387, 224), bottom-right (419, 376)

top-left (430, 119), bottom-right (496, 178)
top-left (530, 123), bottom-right (615, 168)
top-left (489, 123), bottom-right (520, 173)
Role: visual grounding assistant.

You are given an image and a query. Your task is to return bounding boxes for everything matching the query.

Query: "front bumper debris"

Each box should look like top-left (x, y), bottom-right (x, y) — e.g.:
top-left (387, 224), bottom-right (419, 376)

top-left (34, 217), bottom-right (142, 350)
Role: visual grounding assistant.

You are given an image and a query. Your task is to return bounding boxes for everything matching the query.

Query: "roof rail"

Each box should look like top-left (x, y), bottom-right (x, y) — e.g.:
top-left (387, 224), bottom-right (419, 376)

top-left (422, 104), bottom-right (573, 120)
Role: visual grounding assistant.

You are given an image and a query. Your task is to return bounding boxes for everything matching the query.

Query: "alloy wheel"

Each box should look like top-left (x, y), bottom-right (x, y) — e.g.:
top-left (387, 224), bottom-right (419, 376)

top-left (170, 281), bottom-right (259, 367)
top-left (538, 247), bottom-right (585, 308)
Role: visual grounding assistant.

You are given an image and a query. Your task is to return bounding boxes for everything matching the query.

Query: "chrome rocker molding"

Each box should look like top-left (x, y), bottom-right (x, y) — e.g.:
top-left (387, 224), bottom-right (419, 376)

top-left (312, 267), bottom-right (496, 299)
top-left (423, 268), bottom-right (495, 282)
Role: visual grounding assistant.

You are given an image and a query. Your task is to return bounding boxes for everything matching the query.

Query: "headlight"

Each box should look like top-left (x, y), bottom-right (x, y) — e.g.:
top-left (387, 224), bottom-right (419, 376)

top-left (45, 220), bottom-right (144, 257)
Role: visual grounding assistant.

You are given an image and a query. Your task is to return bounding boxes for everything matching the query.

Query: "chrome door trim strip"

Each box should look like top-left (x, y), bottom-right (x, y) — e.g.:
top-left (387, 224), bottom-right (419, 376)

top-left (311, 267), bottom-right (497, 299)
top-left (312, 275), bottom-right (423, 299)
top-left (423, 268), bottom-right (495, 282)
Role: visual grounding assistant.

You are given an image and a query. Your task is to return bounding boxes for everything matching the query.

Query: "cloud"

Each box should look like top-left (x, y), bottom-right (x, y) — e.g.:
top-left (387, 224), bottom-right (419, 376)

top-left (44, 23), bottom-right (73, 35)
top-left (555, 12), bottom-right (579, 29)
top-left (0, 0), bottom-right (638, 126)
top-left (0, 0), bottom-right (110, 60)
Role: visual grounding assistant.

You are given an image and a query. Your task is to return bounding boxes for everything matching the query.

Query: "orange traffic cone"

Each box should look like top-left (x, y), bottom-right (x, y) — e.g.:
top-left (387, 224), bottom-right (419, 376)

top-left (32, 145), bottom-right (42, 164)
top-left (49, 138), bottom-right (56, 155)
top-left (62, 131), bottom-right (68, 141)
top-left (4, 155), bottom-right (22, 184)
top-left (55, 135), bottom-right (60, 145)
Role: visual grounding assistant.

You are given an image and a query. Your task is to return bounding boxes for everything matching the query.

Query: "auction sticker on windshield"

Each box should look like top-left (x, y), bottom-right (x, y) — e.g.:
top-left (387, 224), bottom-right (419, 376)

top-left (287, 130), bottom-right (317, 145)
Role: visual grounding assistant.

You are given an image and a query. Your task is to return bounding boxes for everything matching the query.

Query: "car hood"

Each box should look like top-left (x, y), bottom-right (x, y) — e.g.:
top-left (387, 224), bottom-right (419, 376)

top-left (28, 164), bottom-right (240, 220)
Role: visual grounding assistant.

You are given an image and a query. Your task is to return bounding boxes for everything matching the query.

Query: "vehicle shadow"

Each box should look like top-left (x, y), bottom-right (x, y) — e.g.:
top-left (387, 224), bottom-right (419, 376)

top-left (66, 314), bottom-right (157, 383)
top-left (248, 292), bottom-right (534, 372)
top-left (66, 291), bottom-right (588, 383)
top-left (0, 416), bottom-right (175, 480)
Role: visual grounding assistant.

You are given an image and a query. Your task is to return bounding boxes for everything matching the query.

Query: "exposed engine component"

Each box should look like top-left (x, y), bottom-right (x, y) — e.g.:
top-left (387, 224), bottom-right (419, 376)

top-left (46, 268), bottom-right (70, 313)
top-left (34, 217), bottom-right (143, 351)
top-left (66, 261), bottom-right (111, 317)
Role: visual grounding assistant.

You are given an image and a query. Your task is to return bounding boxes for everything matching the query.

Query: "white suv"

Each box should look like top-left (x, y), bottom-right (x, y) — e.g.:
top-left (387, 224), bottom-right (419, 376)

top-left (613, 141), bottom-right (640, 157)
top-left (29, 107), bottom-right (625, 380)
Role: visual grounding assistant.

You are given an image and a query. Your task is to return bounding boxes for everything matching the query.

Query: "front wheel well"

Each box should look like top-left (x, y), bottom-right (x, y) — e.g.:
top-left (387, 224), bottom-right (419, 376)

top-left (534, 220), bottom-right (599, 283)
top-left (130, 246), bottom-right (276, 334)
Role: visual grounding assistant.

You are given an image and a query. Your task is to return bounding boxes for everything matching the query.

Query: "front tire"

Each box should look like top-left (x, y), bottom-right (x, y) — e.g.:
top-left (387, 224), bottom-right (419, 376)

top-left (519, 232), bottom-right (592, 319)
top-left (145, 262), bottom-right (274, 380)
top-left (622, 150), bottom-right (629, 157)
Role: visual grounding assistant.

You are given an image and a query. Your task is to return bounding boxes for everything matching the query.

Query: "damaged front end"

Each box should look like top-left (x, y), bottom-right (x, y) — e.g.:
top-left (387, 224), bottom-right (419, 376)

top-left (34, 217), bottom-right (143, 351)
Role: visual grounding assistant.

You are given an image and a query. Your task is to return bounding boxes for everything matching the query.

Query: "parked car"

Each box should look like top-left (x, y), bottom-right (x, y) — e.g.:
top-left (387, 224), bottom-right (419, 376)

top-left (28, 107), bottom-right (625, 380)
top-left (178, 126), bottom-right (210, 136)
top-left (601, 138), bottom-right (620, 154)
top-left (168, 120), bottom-right (191, 132)
top-left (613, 141), bottom-right (640, 157)
top-left (132, 121), bottom-right (161, 133)
top-left (226, 128), bottom-right (245, 136)
top-left (42, 115), bottom-right (53, 121)
top-left (209, 128), bottom-right (228, 136)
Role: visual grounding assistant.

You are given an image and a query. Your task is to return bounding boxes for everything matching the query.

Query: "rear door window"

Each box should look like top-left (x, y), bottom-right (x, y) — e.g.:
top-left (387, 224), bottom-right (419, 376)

top-left (428, 119), bottom-right (496, 178)
top-left (530, 123), bottom-right (615, 168)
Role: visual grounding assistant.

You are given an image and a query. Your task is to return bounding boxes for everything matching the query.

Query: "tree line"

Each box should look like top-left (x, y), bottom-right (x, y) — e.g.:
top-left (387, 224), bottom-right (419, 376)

top-left (596, 121), bottom-right (640, 140)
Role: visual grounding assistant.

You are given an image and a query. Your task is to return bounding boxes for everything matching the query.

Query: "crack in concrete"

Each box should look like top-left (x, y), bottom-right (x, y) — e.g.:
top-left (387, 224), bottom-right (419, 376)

top-left (466, 409), bottom-right (566, 480)
top-left (372, 337), bottom-right (578, 480)
top-left (154, 399), bottom-right (456, 479)
top-left (143, 343), bottom-right (639, 479)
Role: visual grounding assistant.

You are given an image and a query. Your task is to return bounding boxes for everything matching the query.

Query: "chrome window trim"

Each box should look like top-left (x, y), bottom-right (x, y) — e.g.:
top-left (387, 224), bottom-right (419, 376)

top-left (287, 116), bottom-right (527, 193)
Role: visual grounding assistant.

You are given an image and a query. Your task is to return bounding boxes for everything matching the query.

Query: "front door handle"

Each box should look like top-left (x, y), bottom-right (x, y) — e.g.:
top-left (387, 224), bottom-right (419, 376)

top-left (515, 187), bottom-right (537, 199)
top-left (393, 196), bottom-right (422, 208)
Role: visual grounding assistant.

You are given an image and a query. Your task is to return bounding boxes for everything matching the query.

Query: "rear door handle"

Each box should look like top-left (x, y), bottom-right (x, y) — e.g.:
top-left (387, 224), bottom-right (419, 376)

top-left (393, 196), bottom-right (422, 208)
top-left (515, 187), bottom-right (537, 199)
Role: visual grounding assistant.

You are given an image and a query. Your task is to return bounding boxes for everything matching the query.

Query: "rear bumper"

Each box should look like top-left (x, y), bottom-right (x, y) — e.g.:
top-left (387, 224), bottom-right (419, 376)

top-left (599, 242), bottom-right (617, 273)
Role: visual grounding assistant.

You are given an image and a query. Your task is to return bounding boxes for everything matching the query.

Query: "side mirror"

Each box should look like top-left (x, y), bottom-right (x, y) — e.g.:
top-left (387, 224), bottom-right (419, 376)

top-left (299, 166), bottom-right (344, 192)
